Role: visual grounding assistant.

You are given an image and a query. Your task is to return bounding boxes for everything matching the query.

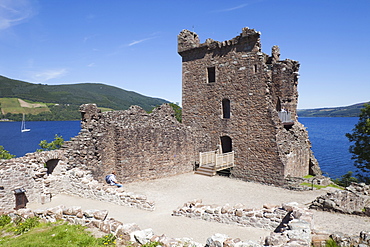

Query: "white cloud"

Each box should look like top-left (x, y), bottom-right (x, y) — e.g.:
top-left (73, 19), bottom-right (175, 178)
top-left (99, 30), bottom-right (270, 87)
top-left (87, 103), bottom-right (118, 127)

top-left (212, 1), bottom-right (262, 13)
top-left (0, 0), bottom-right (37, 30)
top-left (222, 4), bottom-right (248, 12)
top-left (128, 37), bottom-right (155, 46)
top-left (32, 69), bottom-right (68, 82)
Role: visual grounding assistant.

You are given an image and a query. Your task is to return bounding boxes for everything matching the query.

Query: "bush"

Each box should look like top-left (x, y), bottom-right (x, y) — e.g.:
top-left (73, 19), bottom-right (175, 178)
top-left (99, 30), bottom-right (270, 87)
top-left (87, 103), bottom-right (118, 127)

top-left (0, 145), bottom-right (15, 159)
top-left (0, 215), bottom-right (11, 227)
top-left (37, 134), bottom-right (64, 152)
top-left (325, 238), bottom-right (339, 247)
top-left (332, 171), bottom-right (358, 187)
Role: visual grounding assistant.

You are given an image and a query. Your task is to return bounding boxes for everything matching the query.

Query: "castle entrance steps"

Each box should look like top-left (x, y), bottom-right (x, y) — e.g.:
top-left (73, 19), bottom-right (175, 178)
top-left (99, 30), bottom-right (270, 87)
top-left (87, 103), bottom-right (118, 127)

top-left (195, 151), bottom-right (234, 177)
top-left (195, 164), bottom-right (216, 176)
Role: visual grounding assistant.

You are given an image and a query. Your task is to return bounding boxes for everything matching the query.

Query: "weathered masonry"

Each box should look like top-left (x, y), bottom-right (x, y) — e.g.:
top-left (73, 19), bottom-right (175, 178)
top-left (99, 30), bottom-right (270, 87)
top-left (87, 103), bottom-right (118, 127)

top-left (178, 27), bottom-right (320, 185)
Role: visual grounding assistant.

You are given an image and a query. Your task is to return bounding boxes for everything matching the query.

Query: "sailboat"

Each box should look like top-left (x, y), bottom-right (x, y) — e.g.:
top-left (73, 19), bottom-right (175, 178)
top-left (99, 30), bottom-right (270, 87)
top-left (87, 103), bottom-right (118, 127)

top-left (21, 114), bottom-right (30, 132)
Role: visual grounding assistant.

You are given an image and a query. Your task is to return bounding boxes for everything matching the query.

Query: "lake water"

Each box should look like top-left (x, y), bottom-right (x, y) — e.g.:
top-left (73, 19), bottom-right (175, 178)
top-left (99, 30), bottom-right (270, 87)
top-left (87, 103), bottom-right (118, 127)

top-left (0, 121), bottom-right (81, 157)
top-left (299, 117), bottom-right (359, 178)
top-left (0, 118), bottom-right (359, 179)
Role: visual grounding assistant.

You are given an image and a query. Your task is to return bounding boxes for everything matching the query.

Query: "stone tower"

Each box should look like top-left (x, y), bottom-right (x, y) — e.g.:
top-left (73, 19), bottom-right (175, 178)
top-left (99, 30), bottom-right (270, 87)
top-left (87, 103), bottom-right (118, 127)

top-left (178, 27), bottom-right (319, 185)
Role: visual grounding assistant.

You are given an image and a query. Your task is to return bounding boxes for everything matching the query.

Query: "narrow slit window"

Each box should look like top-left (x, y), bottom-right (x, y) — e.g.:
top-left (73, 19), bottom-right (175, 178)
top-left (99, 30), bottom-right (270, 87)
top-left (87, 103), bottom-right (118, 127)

top-left (207, 67), bottom-right (216, 83)
top-left (222, 98), bottom-right (230, 119)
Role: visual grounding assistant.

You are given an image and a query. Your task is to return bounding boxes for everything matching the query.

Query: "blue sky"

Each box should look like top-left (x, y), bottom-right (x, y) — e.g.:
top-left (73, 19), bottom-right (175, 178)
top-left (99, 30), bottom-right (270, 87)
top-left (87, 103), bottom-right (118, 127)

top-left (0, 0), bottom-right (369, 109)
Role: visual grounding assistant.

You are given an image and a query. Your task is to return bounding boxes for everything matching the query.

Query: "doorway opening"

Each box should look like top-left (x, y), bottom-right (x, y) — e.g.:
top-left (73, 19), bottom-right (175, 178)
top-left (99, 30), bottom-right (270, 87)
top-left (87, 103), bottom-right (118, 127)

top-left (220, 136), bottom-right (232, 153)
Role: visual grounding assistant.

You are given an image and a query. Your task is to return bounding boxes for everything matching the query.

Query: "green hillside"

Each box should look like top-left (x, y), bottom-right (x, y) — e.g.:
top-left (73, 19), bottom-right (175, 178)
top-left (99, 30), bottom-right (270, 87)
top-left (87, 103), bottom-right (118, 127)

top-left (0, 75), bottom-right (168, 110)
top-left (298, 102), bottom-right (369, 117)
top-left (0, 75), bottom-right (169, 121)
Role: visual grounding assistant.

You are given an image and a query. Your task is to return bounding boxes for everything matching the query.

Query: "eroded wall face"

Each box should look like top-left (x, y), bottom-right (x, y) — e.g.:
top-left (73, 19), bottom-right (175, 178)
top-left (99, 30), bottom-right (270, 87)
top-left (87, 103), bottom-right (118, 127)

top-left (179, 28), bottom-right (315, 184)
top-left (66, 104), bottom-right (198, 183)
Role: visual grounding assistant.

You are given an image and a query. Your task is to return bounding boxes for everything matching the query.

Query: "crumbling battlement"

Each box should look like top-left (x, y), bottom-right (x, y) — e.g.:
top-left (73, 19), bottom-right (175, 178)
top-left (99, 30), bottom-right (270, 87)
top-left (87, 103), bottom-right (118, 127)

top-left (178, 27), bottom-right (261, 55)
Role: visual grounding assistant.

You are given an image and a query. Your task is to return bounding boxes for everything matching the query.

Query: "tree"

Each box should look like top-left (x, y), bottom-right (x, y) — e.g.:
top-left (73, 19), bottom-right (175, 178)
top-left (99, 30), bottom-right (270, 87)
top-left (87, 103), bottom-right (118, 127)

top-left (169, 103), bottom-right (182, 123)
top-left (346, 103), bottom-right (370, 182)
top-left (0, 145), bottom-right (15, 159)
top-left (333, 171), bottom-right (358, 187)
top-left (37, 134), bottom-right (64, 152)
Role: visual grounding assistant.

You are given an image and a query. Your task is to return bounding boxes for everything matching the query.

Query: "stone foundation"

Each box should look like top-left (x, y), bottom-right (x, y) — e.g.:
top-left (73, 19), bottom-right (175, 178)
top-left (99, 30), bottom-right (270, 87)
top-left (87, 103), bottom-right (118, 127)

top-left (173, 200), bottom-right (313, 246)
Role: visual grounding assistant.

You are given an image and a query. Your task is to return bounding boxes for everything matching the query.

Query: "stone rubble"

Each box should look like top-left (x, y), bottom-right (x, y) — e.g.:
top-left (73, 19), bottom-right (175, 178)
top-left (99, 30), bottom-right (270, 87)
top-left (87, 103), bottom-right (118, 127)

top-left (330, 231), bottom-right (370, 247)
top-left (310, 182), bottom-right (370, 216)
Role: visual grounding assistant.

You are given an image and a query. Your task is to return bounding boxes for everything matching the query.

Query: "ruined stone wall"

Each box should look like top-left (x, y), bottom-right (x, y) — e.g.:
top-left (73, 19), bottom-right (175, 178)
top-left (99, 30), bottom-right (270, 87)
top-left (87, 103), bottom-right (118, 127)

top-left (0, 151), bottom-right (154, 212)
top-left (178, 27), bottom-right (317, 184)
top-left (0, 151), bottom-right (65, 211)
top-left (66, 103), bottom-right (199, 183)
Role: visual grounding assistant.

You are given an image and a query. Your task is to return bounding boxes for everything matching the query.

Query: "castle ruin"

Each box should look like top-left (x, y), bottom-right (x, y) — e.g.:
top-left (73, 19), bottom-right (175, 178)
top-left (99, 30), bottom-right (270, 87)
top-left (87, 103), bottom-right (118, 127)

top-left (178, 27), bottom-right (319, 185)
top-left (0, 27), bottom-right (320, 211)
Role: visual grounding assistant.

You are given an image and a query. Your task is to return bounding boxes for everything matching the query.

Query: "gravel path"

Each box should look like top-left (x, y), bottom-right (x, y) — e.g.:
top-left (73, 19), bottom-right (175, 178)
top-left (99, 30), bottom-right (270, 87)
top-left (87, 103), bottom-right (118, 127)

top-left (28, 173), bottom-right (370, 243)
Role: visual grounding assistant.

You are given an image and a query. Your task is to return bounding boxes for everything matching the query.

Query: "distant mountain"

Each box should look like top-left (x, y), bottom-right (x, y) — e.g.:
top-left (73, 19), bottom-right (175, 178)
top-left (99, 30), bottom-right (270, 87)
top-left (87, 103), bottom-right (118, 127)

top-left (0, 75), bottom-right (169, 111)
top-left (298, 102), bottom-right (369, 117)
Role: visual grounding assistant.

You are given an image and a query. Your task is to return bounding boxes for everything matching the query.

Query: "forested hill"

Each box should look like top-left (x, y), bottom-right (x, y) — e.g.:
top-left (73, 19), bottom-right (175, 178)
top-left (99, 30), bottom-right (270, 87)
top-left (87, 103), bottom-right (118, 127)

top-left (0, 75), bottom-right (169, 111)
top-left (298, 102), bottom-right (369, 117)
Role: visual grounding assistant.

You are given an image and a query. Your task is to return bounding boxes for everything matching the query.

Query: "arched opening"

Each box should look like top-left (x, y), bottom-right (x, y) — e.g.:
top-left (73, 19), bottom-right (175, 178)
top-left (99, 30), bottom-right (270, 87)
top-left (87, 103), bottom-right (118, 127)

top-left (222, 99), bottom-right (230, 119)
top-left (220, 136), bottom-right (232, 153)
top-left (46, 159), bottom-right (60, 175)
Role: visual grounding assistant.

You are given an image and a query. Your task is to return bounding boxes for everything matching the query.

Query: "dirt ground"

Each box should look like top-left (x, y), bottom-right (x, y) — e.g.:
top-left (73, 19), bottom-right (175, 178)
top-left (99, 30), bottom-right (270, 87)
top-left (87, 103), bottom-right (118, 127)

top-left (28, 173), bottom-right (370, 244)
top-left (18, 99), bottom-right (46, 108)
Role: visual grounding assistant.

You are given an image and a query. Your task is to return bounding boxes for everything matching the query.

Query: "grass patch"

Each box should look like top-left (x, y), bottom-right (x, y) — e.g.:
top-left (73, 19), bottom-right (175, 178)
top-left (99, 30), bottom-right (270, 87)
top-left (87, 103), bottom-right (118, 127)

top-left (299, 182), bottom-right (344, 190)
top-left (325, 238), bottom-right (339, 247)
top-left (0, 218), bottom-right (117, 247)
top-left (0, 98), bottom-right (50, 115)
top-left (303, 175), bottom-right (314, 179)
top-left (98, 107), bottom-right (114, 112)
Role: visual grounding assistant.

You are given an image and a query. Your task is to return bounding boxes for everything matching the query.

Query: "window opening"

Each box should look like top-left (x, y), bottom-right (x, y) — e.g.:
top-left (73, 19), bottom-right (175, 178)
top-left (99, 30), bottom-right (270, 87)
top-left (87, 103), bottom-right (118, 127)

top-left (207, 67), bottom-right (216, 83)
top-left (222, 99), bottom-right (230, 119)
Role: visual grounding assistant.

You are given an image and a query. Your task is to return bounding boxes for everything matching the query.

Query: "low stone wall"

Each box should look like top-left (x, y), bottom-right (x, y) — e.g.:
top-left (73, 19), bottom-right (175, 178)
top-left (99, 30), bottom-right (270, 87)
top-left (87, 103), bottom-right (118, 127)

top-left (58, 168), bottom-right (155, 211)
top-left (14, 206), bottom-right (203, 247)
top-left (172, 200), bottom-right (312, 231)
top-left (310, 183), bottom-right (370, 216)
top-left (9, 204), bottom-right (370, 247)
top-left (172, 200), bottom-right (313, 246)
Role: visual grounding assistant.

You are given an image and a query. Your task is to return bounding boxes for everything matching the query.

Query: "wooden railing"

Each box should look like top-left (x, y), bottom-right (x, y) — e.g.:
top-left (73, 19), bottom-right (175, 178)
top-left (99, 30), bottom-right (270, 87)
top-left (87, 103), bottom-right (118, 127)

top-left (278, 111), bottom-right (293, 123)
top-left (199, 150), bottom-right (234, 170)
top-left (199, 150), bottom-right (216, 166)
